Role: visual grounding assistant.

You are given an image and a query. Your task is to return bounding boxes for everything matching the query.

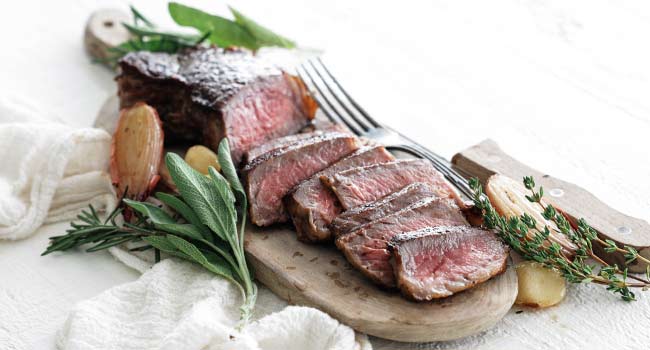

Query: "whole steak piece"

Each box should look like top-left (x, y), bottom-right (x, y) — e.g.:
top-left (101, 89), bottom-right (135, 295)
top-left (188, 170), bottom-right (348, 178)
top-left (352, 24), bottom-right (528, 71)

top-left (285, 146), bottom-right (394, 243)
top-left (330, 182), bottom-right (435, 238)
top-left (389, 226), bottom-right (509, 301)
top-left (244, 132), bottom-right (360, 226)
top-left (336, 197), bottom-right (467, 287)
top-left (117, 47), bottom-right (317, 165)
top-left (320, 159), bottom-right (466, 210)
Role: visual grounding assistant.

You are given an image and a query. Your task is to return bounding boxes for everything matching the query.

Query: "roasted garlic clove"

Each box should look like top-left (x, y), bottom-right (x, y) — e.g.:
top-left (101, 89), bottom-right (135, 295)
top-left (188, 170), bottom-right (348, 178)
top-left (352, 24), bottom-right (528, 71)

top-left (485, 174), bottom-right (577, 257)
top-left (184, 145), bottom-right (220, 175)
top-left (515, 261), bottom-right (566, 308)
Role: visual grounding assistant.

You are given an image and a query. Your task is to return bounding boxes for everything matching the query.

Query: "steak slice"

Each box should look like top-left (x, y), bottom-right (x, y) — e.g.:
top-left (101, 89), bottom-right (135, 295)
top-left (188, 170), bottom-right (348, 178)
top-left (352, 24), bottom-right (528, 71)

top-left (285, 146), bottom-right (395, 243)
top-left (244, 132), bottom-right (360, 226)
top-left (244, 125), bottom-right (350, 164)
top-left (117, 47), bottom-right (317, 165)
top-left (335, 197), bottom-right (467, 287)
top-left (389, 226), bottom-right (509, 300)
top-left (299, 118), bottom-right (350, 134)
top-left (245, 132), bottom-right (320, 164)
top-left (330, 182), bottom-right (435, 237)
top-left (321, 159), bottom-right (465, 210)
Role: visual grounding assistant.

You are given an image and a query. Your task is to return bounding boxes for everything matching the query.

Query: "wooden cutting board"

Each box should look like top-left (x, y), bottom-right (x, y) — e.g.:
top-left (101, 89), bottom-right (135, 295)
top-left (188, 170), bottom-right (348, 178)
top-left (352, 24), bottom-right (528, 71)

top-left (95, 96), bottom-right (517, 342)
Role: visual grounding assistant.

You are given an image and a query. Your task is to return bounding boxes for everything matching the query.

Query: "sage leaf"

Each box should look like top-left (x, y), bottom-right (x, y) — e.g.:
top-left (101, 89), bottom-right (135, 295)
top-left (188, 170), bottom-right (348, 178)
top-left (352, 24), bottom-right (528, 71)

top-left (144, 235), bottom-right (191, 260)
top-left (229, 6), bottom-right (295, 48)
top-left (165, 153), bottom-right (234, 242)
top-left (167, 235), bottom-right (235, 280)
top-left (168, 2), bottom-right (258, 49)
top-left (156, 192), bottom-right (212, 240)
top-left (202, 249), bottom-right (230, 270)
top-left (123, 199), bottom-right (175, 224)
top-left (155, 223), bottom-right (204, 241)
top-left (218, 139), bottom-right (247, 210)
top-left (208, 166), bottom-right (237, 220)
top-left (143, 235), bottom-right (176, 252)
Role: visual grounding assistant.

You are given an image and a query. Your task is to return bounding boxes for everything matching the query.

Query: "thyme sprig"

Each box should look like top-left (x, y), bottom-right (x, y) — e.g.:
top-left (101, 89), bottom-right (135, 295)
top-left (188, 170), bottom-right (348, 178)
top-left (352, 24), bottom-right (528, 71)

top-left (43, 139), bottom-right (257, 325)
top-left (470, 176), bottom-right (650, 301)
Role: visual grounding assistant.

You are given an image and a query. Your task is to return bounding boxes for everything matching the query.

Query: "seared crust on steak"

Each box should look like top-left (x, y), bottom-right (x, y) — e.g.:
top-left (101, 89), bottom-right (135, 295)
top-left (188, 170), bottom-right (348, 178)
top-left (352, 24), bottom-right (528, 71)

top-left (117, 47), bottom-right (316, 164)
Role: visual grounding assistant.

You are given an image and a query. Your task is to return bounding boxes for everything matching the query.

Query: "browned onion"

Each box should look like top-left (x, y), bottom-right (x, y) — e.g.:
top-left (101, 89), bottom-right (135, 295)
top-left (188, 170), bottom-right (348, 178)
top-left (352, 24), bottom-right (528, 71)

top-left (110, 102), bottom-right (164, 201)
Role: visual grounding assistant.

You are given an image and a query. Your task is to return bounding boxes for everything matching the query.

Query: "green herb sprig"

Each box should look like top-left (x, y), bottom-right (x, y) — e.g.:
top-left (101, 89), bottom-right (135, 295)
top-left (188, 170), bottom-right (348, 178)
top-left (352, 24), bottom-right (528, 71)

top-left (469, 176), bottom-right (650, 301)
top-left (43, 139), bottom-right (257, 324)
top-left (101, 2), bottom-right (295, 67)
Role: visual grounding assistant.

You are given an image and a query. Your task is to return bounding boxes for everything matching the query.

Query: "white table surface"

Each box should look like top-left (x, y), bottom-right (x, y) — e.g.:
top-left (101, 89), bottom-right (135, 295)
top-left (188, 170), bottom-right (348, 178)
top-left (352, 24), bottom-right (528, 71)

top-left (1, 0), bottom-right (650, 349)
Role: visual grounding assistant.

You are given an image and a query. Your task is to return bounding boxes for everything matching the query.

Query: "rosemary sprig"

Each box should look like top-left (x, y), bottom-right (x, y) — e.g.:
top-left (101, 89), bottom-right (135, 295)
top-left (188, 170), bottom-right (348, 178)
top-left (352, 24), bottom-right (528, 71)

top-left (469, 176), bottom-right (650, 301)
top-left (43, 139), bottom-right (257, 325)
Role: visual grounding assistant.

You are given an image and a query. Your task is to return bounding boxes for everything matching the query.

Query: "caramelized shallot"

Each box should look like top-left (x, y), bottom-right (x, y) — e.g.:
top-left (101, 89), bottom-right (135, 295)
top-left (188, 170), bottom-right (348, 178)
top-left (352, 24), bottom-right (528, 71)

top-left (110, 102), bottom-right (164, 201)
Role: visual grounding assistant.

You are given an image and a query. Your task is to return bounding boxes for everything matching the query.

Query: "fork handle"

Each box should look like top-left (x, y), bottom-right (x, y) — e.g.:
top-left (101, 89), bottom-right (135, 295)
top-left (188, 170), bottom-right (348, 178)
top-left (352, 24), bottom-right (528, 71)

top-left (452, 139), bottom-right (650, 273)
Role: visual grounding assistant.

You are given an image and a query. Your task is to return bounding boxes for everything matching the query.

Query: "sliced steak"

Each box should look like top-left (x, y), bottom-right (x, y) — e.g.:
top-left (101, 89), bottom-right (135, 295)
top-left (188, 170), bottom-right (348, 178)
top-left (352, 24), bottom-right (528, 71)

top-left (285, 146), bottom-right (395, 243)
top-left (117, 47), bottom-right (317, 165)
top-left (245, 132), bottom-right (320, 164)
top-left (335, 197), bottom-right (467, 287)
top-left (330, 182), bottom-right (435, 237)
top-left (244, 126), bottom-right (350, 164)
top-left (321, 159), bottom-right (465, 210)
top-left (299, 119), bottom-right (350, 134)
top-left (389, 226), bottom-right (509, 300)
top-left (244, 132), bottom-right (360, 226)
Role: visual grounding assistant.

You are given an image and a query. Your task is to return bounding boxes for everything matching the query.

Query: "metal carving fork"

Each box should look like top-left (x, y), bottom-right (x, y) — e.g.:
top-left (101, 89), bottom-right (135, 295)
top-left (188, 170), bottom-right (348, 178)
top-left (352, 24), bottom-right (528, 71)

top-left (297, 58), bottom-right (475, 200)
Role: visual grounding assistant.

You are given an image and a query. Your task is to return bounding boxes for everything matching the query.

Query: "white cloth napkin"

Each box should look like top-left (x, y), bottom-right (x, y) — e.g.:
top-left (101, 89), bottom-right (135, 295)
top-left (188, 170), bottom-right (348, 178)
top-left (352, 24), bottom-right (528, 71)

top-left (58, 258), bottom-right (370, 350)
top-left (0, 97), bottom-right (115, 240)
top-left (0, 96), bottom-right (371, 350)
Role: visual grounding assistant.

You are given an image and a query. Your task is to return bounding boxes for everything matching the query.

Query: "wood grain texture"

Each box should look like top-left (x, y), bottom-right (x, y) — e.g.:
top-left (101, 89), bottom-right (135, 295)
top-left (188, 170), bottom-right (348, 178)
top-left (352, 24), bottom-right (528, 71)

top-left (452, 139), bottom-right (650, 273)
top-left (244, 225), bottom-right (517, 342)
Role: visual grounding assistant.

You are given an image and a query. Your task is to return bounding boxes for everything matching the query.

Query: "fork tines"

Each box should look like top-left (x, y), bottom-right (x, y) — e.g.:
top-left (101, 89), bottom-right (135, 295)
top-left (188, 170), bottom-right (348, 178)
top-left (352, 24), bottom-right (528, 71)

top-left (297, 58), bottom-right (475, 200)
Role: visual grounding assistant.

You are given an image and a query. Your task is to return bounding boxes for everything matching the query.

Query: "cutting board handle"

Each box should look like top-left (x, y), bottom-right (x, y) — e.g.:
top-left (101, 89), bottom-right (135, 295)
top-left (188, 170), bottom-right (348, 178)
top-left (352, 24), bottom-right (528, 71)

top-left (452, 139), bottom-right (650, 273)
top-left (84, 9), bottom-right (131, 64)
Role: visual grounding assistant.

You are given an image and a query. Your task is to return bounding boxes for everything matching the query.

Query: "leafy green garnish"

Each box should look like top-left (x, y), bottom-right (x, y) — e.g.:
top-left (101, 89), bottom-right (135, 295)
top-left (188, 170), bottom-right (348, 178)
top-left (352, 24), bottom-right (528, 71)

top-left (229, 6), bottom-right (295, 49)
top-left (43, 138), bottom-right (257, 325)
top-left (100, 2), bottom-right (296, 67)
top-left (168, 2), bottom-right (258, 49)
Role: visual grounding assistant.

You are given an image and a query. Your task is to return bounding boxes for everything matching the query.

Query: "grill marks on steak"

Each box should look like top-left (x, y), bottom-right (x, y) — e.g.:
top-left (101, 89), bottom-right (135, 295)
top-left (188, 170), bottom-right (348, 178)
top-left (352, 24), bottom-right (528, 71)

top-left (321, 159), bottom-right (465, 210)
top-left (117, 47), bottom-right (316, 164)
top-left (244, 132), bottom-right (360, 226)
top-left (330, 182), bottom-right (436, 238)
top-left (284, 146), bottom-right (395, 243)
top-left (389, 226), bottom-right (509, 300)
top-left (336, 198), bottom-right (467, 287)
